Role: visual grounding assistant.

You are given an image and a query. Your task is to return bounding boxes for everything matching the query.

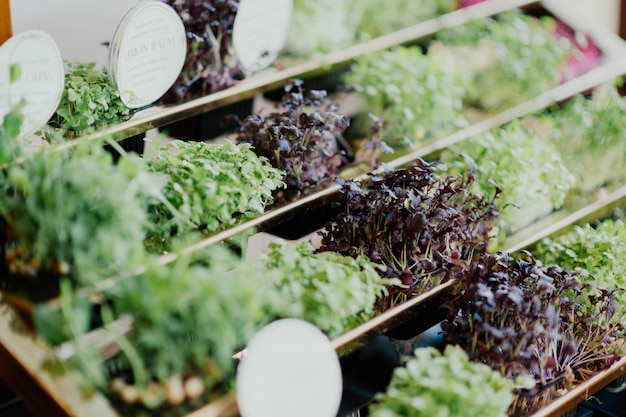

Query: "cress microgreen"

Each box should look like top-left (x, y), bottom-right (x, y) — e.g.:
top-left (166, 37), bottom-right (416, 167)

top-left (348, 0), bottom-right (457, 41)
top-left (430, 11), bottom-right (570, 112)
top-left (0, 143), bottom-right (152, 286)
top-left (440, 120), bottom-right (574, 234)
top-left (109, 247), bottom-right (257, 399)
top-left (343, 46), bottom-right (469, 147)
top-left (0, 102), bottom-right (25, 164)
top-left (46, 61), bottom-right (132, 138)
top-left (242, 239), bottom-right (395, 339)
top-left (41, 245), bottom-right (262, 414)
top-left (284, 0), bottom-right (457, 57)
top-left (144, 140), bottom-right (284, 251)
top-left (535, 218), bottom-right (626, 315)
top-left (369, 345), bottom-right (516, 417)
top-left (9, 63), bottom-right (22, 84)
top-left (542, 82), bottom-right (626, 195)
top-left (284, 0), bottom-right (352, 56)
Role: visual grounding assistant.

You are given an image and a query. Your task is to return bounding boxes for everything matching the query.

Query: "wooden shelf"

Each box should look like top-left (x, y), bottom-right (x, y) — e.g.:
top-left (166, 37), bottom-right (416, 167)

top-left (3, 1), bottom-right (626, 417)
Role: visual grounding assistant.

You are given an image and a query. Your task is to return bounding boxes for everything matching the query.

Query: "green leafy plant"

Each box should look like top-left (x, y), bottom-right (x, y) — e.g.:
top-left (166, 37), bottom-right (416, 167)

top-left (430, 11), bottom-right (570, 112)
top-left (283, 0), bottom-right (457, 57)
top-left (0, 144), bottom-right (153, 286)
top-left (284, 0), bottom-right (353, 56)
top-left (144, 140), bottom-right (284, 250)
top-left (41, 245), bottom-right (261, 415)
top-left (243, 239), bottom-right (395, 339)
top-left (35, 236), bottom-right (393, 412)
top-left (0, 101), bottom-right (25, 164)
top-left (348, 0), bottom-right (457, 41)
top-left (535, 217), bottom-right (626, 313)
top-left (1, 63), bottom-right (25, 163)
top-left (46, 62), bottom-right (132, 137)
top-left (440, 120), bottom-right (574, 234)
top-left (343, 46), bottom-right (468, 146)
top-left (369, 345), bottom-right (515, 417)
top-left (542, 83), bottom-right (626, 194)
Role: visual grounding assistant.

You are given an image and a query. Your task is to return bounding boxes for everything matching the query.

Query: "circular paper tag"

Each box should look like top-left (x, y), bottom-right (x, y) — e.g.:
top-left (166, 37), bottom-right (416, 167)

top-left (233, 0), bottom-right (293, 72)
top-left (236, 319), bottom-right (343, 417)
top-left (108, 1), bottom-right (186, 108)
top-left (0, 30), bottom-right (64, 137)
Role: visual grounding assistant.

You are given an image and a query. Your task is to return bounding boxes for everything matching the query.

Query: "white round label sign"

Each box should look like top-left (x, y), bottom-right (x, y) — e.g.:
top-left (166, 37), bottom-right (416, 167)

top-left (233, 0), bottom-right (292, 72)
top-left (108, 1), bottom-right (186, 108)
top-left (236, 319), bottom-right (343, 417)
top-left (0, 30), bottom-right (64, 137)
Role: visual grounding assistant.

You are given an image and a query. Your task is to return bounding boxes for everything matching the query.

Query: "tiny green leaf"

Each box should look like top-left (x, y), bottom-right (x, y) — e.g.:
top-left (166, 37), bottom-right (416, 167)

top-left (9, 63), bottom-right (22, 83)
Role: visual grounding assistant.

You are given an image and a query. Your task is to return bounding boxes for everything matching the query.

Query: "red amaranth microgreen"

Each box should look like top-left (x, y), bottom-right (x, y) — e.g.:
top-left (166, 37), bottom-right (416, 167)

top-left (442, 252), bottom-right (623, 416)
top-left (161, 0), bottom-right (244, 103)
top-left (234, 80), bottom-right (354, 202)
top-left (318, 158), bottom-right (499, 309)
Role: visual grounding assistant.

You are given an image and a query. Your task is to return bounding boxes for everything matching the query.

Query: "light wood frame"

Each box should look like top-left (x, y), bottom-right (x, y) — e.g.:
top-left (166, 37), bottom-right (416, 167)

top-left (0, 0), bottom-right (12, 45)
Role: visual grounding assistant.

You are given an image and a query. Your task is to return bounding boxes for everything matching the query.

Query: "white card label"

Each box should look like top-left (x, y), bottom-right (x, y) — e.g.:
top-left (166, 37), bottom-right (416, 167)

top-left (233, 0), bottom-right (293, 73)
top-left (0, 30), bottom-right (64, 137)
top-left (108, 1), bottom-right (186, 108)
top-left (236, 319), bottom-right (343, 417)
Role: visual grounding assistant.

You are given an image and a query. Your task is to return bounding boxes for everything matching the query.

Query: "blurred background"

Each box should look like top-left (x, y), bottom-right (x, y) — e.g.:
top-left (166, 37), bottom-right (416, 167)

top-left (9, 0), bottom-right (621, 68)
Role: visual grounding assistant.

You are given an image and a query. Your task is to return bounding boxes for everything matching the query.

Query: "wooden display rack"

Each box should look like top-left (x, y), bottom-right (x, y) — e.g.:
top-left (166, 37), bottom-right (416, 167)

top-left (0, 0), bottom-right (11, 46)
top-left (2, 1), bottom-right (626, 417)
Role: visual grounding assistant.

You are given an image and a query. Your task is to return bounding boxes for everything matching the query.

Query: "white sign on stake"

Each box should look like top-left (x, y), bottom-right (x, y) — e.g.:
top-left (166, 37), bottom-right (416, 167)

top-left (233, 0), bottom-right (293, 73)
top-left (108, 1), bottom-right (186, 108)
top-left (236, 318), bottom-right (343, 417)
top-left (0, 30), bottom-right (64, 137)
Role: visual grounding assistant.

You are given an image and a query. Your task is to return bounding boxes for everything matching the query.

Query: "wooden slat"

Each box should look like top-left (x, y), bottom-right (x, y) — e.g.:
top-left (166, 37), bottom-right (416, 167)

top-left (0, 300), bottom-right (118, 417)
top-left (0, 0), bottom-right (12, 46)
top-left (504, 184), bottom-right (626, 253)
top-left (620, 0), bottom-right (626, 39)
top-left (530, 355), bottom-right (626, 417)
